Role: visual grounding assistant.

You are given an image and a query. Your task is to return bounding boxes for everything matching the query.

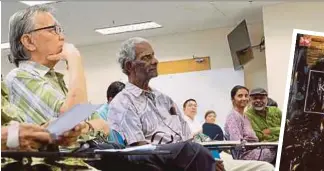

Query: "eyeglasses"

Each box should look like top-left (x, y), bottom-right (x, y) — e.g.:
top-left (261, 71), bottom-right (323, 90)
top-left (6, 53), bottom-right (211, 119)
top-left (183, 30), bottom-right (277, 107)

top-left (27, 25), bottom-right (64, 35)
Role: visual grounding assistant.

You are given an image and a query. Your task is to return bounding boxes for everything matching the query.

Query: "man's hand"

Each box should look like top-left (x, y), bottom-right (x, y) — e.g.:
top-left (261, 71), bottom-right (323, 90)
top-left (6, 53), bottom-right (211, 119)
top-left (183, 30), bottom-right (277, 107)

top-left (47, 43), bottom-right (81, 62)
top-left (215, 160), bottom-right (225, 171)
top-left (18, 123), bottom-right (52, 151)
top-left (57, 122), bottom-right (88, 147)
top-left (262, 129), bottom-right (271, 136)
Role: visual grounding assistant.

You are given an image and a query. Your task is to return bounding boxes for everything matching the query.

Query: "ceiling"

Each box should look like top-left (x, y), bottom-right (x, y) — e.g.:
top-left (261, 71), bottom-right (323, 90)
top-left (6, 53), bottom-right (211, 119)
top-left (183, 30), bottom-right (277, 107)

top-left (1, 1), bottom-right (283, 48)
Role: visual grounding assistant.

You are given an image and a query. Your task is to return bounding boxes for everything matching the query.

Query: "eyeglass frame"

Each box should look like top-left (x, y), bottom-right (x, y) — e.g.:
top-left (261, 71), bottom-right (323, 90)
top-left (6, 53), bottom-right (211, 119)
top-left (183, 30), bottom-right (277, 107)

top-left (27, 25), bottom-right (63, 35)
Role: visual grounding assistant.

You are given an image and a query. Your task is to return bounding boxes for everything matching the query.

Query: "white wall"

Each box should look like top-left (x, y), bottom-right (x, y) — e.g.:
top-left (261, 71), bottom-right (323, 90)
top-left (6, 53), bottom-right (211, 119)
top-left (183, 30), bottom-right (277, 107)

top-left (263, 2), bottom-right (324, 109)
top-left (243, 23), bottom-right (268, 91)
top-left (79, 23), bottom-right (267, 104)
top-left (150, 69), bottom-right (245, 129)
top-left (1, 23), bottom-right (267, 107)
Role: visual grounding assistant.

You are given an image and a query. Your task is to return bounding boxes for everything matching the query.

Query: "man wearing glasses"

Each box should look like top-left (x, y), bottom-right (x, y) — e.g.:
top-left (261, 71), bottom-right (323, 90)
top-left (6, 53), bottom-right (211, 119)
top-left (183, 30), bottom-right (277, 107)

top-left (245, 88), bottom-right (282, 142)
top-left (5, 5), bottom-right (106, 127)
top-left (4, 3), bottom-right (111, 150)
top-left (2, 4), bottom-right (112, 170)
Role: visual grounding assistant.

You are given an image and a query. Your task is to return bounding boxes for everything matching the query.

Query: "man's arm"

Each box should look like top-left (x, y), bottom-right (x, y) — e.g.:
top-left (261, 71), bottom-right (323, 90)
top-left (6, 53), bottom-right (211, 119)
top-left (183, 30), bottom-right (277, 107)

top-left (171, 102), bottom-right (192, 140)
top-left (46, 44), bottom-right (88, 114)
top-left (268, 126), bottom-right (280, 136)
top-left (1, 127), bottom-right (8, 150)
top-left (266, 107), bottom-right (282, 141)
top-left (248, 118), bottom-right (266, 141)
top-left (2, 124), bottom-right (52, 151)
top-left (59, 55), bottom-right (87, 114)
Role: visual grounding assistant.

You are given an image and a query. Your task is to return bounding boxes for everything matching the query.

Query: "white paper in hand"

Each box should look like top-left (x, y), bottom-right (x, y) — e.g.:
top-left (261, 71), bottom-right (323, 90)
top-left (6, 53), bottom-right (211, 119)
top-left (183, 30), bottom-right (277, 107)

top-left (47, 104), bottom-right (101, 139)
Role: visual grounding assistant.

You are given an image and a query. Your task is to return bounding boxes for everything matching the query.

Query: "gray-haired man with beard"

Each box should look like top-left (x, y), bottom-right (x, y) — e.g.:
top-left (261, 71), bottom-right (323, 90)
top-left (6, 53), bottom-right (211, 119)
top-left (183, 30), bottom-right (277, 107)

top-left (246, 88), bottom-right (282, 142)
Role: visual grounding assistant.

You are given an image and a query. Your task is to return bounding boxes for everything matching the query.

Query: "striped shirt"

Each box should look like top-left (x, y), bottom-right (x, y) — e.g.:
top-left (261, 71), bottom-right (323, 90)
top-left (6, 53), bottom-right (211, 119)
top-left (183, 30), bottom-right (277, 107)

top-left (1, 81), bottom-right (26, 125)
top-left (108, 82), bottom-right (191, 145)
top-left (4, 61), bottom-right (108, 143)
top-left (5, 61), bottom-right (68, 124)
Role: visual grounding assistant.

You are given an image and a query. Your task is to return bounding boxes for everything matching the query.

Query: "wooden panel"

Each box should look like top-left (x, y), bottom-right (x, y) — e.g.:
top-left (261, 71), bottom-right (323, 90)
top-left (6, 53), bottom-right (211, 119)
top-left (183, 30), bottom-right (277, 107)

top-left (310, 41), bottom-right (324, 49)
top-left (310, 35), bottom-right (324, 42)
top-left (158, 57), bottom-right (211, 75)
top-left (306, 35), bottom-right (324, 66)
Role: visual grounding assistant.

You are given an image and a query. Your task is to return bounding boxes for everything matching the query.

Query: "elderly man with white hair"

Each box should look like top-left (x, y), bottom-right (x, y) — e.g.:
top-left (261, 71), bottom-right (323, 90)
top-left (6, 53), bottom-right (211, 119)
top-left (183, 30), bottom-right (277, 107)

top-left (108, 37), bottom-right (275, 171)
top-left (2, 5), bottom-right (112, 170)
top-left (5, 5), bottom-right (109, 134)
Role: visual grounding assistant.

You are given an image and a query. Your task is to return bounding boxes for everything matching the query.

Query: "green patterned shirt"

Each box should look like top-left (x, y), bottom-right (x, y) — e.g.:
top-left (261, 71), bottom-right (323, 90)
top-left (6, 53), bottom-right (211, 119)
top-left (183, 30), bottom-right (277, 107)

top-left (5, 61), bottom-right (68, 124)
top-left (2, 62), bottom-right (100, 171)
top-left (1, 81), bottom-right (26, 125)
top-left (5, 61), bottom-right (105, 139)
top-left (245, 106), bottom-right (282, 142)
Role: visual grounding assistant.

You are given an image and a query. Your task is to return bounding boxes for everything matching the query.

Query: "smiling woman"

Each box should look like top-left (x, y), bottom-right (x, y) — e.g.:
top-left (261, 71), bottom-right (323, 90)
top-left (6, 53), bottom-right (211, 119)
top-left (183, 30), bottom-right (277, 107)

top-left (224, 86), bottom-right (277, 163)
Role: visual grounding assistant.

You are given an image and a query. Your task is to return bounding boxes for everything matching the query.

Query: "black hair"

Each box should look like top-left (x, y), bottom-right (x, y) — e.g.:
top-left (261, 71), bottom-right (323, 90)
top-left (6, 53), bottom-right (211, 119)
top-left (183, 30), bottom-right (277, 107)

top-left (204, 110), bottom-right (216, 119)
top-left (267, 98), bottom-right (278, 107)
top-left (106, 81), bottom-right (125, 102)
top-left (230, 85), bottom-right (249, 100)
top-left (310, 57), bottom-right (324, 71)
top-left (183, 99), bottom-right (196, 108)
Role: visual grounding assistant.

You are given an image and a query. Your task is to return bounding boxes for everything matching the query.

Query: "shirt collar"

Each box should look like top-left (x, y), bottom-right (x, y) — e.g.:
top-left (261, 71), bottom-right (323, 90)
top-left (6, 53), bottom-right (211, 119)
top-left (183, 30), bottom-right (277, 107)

top-left (125, 82), bottom-right (160, 98)
top-left (19, 60), bottom-right (64, 78)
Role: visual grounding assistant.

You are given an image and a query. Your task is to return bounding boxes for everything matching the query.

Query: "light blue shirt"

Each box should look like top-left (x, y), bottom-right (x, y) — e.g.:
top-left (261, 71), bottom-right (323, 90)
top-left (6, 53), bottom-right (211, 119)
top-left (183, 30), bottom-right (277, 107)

top-left (96, 103), bottom-right (109, 121)
top-left (94, 103), bottom-right (126, 146)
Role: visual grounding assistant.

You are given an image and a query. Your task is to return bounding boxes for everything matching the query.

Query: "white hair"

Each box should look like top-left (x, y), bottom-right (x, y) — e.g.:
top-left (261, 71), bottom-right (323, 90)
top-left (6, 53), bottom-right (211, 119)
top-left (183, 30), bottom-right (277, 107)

top-left (8, 5), bottom-right (55, 67)
top-left (117, 37), bottom-right (149, 75)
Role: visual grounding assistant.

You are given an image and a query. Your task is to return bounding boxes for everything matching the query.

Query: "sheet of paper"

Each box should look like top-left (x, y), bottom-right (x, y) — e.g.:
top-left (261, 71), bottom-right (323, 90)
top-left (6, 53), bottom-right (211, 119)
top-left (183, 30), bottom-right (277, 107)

top-left (47, 104), bottom-right (101, 139)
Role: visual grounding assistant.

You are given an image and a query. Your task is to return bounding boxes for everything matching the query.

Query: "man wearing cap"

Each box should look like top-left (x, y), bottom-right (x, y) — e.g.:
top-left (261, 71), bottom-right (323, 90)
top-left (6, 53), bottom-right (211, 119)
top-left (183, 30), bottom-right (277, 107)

top-left (245, 88), bottom-right (282, 142)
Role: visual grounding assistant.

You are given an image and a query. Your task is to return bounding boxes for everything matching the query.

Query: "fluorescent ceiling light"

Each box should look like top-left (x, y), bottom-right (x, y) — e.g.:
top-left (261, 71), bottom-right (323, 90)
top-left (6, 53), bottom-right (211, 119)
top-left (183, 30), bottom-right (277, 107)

top-left (20, 1), bottom-right (56, 6)
top-left (95, 21), bottom-right (162, 35)
top-left (1, 43), bottom-right (10, 49)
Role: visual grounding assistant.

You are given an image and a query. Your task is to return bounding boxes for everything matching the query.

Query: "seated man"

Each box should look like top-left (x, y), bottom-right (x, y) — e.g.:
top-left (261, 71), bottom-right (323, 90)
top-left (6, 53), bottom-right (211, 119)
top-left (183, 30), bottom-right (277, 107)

top-left (1, 81), bottom-right (95, 170)
top-left (183, 99), bottom-right (203, 136)
top-left (182, 99), bottom-right (215, 142)
top-left (5, 6), bottom-right (215, 171)
top-left (95, 81), bottom-right (125, 121)
top-left (5, 5), bottom-right (109, 136)
top-left (108, 37), bottom-right (274, 171)
top-left (245, 88), bottom-right (282, 142)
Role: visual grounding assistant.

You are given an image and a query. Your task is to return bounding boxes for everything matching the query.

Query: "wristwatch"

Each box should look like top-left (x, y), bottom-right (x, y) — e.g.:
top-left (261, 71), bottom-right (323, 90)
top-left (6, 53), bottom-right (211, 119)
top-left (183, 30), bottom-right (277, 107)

top-left (6, 121), bottom-right (20, 149)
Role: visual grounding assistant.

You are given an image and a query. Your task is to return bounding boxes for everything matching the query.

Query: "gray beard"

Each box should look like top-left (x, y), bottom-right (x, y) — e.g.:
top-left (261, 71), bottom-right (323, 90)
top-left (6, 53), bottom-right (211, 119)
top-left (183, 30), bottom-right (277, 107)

top-left (254, 106), bottom-right (265, 111)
